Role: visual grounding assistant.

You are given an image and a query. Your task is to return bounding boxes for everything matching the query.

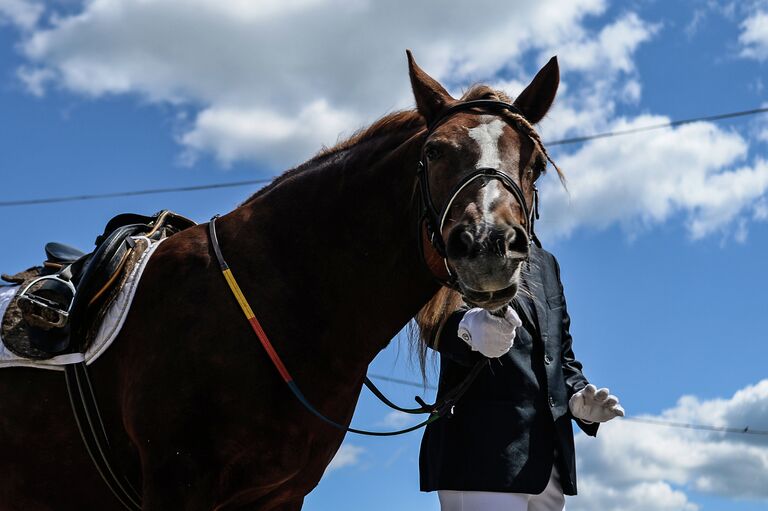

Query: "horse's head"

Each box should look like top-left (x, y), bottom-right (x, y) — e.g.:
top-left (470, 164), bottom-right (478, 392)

top-left (408, 51), bottom-right (561, 310)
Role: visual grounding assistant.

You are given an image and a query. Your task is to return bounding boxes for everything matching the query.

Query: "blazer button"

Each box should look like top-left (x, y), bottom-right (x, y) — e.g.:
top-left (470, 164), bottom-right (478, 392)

top-left (549, 396), bottom-right (556, 407)
top-left (544, 355), bottom-right (553, 365)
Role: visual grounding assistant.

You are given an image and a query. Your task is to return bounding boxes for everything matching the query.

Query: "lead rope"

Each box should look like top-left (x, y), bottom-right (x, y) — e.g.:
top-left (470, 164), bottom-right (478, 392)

top-left (208, 216), bottom-right (485, 436)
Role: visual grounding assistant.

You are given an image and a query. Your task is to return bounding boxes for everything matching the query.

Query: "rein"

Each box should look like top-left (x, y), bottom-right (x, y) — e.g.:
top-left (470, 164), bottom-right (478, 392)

top-left (208, 216), bottom-right (487, 436)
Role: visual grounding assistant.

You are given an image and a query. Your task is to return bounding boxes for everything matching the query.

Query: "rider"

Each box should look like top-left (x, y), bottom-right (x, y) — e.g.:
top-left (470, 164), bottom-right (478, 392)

top-left (419, 244), bottom-right (624, 511)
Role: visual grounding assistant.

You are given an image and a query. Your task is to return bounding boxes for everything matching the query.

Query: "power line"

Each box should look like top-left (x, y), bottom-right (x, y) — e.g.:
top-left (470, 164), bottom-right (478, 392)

top-left (0, 178), bottom-right (273, 207)
top-left (547, 106), bottom-right (768, 146)
top-left (621, 416), bottom-right (768, 436)
top-left (2, 105), bottom-right (767, 208)
top-left (367, 374), bottom-right (768, 437)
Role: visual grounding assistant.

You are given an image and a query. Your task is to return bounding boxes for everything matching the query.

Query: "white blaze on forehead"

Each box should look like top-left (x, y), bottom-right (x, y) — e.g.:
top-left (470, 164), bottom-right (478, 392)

top-left (468, 118), bottom-right (514, 223)
top-left (468, 118), bottom-right (506, 169)
top-left (481, 180), bottom-right (501, 224)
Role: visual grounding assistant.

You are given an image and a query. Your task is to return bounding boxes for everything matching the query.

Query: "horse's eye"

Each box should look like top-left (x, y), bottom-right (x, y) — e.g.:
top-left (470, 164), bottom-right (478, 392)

top-left (425, 146), bottom-right (441, 161)
top-left (531, 158), bottom-right (546, 176)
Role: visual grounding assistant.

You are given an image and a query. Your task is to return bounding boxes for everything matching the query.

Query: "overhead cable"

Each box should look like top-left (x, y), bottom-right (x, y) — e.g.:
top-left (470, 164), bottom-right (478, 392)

top-left (2, 106), bottom-right (768, 208)
top-left (367, 374), bottom-right (768, 437)
top-left (0, 178), bottom-right (273, 207)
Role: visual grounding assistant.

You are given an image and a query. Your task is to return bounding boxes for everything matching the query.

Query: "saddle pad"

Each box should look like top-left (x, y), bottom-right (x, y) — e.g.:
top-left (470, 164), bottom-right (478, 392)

top-left (0, 236), bottom-right (165, 371)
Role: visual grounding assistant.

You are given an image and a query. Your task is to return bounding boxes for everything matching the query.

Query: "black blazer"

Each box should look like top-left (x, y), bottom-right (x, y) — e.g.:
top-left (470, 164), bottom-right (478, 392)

top-left (419, 245), bottom-right (598, 496)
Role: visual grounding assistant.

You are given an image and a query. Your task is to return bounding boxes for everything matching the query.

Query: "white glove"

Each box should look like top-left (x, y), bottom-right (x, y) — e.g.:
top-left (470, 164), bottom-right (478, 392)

top-left (569, 384), bottom-right (625, 423)
top-left (457, 307), bottom-right (522, 358)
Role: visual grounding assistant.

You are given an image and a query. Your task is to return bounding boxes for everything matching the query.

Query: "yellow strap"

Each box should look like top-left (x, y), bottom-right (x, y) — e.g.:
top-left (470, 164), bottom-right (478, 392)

top-left (222, 269), bottom-right (256, 320)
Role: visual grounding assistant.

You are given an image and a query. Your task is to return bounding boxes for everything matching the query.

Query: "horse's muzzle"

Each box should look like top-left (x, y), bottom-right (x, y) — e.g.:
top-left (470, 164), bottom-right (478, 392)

top-left (446, 223), bottom-right (528, 308)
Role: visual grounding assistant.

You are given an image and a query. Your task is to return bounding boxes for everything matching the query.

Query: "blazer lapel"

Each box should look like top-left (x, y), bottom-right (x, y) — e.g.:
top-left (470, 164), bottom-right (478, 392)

top-left (525, 247), bottom-right (549, 337)
top-left (512, 290), bottom-right (537, 334)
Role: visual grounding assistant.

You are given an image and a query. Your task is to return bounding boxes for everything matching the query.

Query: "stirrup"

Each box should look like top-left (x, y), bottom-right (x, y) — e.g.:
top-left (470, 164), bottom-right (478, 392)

top-left (17, 274), bottom-right (76, 329)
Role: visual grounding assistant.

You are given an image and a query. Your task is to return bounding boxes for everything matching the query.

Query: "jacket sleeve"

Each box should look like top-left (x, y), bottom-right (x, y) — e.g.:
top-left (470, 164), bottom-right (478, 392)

top-left (552, 254), bottom-right (600, 437)
top-left (426, 308), bottom-right (484, 367)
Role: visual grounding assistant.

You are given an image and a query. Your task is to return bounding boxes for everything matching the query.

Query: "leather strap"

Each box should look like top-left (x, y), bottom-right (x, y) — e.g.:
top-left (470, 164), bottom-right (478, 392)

top-left (65, 362), bottom-right (142, 510)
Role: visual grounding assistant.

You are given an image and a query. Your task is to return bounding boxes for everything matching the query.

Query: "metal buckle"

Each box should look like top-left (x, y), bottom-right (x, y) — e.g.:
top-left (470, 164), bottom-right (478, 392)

top-left (17, 275), bottom-right (76, 329)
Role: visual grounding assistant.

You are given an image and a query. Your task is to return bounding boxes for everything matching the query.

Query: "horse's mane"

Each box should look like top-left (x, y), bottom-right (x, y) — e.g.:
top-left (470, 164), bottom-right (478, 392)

top-left (242, 108), bottom-right (426, 205)
top-left (244, 84), bottom-right (567, 205)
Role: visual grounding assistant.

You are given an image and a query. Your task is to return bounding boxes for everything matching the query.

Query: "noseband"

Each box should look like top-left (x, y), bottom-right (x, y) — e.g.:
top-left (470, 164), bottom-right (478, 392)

top-left (416, 99), bottom-right (541, 289)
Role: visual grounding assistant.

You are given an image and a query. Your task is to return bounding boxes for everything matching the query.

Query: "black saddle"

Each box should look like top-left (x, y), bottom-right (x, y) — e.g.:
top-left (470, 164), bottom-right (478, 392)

top-left (4, 210), bottom-right (196, 357)
top-left (45, 242), bottom-right (86, 264)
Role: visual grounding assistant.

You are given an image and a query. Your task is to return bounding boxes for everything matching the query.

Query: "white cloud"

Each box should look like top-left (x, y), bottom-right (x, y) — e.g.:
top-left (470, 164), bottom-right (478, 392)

top-left (538, 116), bottom-right (768, 241)
top-left (11, 0), bottom-right (765, 241)
top-left (378, 411), bottom-right (412, 429)
top-left (554, 13), bottom-right (658, 75)
top-left (15, 65), bottom-right (53, 96)
top-left (0, 0), bottom-right (42, 30)
top-left (569, 380), bottom-right (768, 511)
top-left (739, 10), bottom-right (768, 60)
top-left (485, 13), bottom-right (654, 143)
top-left (754, 197), bottom-right (768, 220)
top-left (180, 100), bottom-right (358, 167)
top-left (685, 7), bottom-right (708, 39)
top-left (13, 0), bottom-right (645, 166)
top-left (325, 443), bottom-right (365, 473)
top-left (574, 479), bottom-right (699, 511)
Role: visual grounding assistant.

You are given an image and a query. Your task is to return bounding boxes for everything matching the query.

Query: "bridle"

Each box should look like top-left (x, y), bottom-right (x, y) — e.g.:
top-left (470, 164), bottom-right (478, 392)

top-left (416, 99), bottom-right (542, 289)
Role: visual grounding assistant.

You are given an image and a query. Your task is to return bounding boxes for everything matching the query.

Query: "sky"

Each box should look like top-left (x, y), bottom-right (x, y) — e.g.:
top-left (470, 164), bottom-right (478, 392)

top-left (0, 1), bottom-right (767, 510)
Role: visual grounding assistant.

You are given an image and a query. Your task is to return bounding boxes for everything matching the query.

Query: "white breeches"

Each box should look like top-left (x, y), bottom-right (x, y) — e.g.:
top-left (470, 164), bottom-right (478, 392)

top-left (437, 465), bottom-right (565, 511)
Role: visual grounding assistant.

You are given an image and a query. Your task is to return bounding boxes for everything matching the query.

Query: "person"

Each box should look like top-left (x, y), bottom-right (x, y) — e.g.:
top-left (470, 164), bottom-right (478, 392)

top-left (419, 244), bottom-right (624, 511)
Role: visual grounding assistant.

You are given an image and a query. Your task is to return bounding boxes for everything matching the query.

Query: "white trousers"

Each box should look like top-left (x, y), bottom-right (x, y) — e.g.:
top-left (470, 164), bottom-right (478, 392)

top-left (437, 465), bottom-right (565, 511)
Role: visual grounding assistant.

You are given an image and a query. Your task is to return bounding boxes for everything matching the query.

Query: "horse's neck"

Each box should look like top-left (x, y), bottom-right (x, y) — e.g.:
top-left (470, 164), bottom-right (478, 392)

top-left (217, 131), bottom-right (438, 368)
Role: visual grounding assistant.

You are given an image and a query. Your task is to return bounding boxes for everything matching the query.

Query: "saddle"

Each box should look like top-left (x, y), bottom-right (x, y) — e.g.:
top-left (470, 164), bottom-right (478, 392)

top-left (1, 210), bottom-right (195, 357)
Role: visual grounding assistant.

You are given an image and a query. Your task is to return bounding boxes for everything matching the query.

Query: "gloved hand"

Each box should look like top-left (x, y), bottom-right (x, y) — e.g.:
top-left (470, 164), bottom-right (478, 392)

top-left (569, 384), bottom-right (625, 423)
top-left (457, 306), bottom-right (522, 358)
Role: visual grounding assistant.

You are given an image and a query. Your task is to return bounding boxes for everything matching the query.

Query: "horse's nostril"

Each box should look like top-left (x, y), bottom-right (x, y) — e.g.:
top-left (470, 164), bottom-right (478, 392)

top-left (507, 225), bottom-right (528, 253)
top-left (459, 231), bottom-right (474, 252)
top-left (447, 227), bottom-right (477, 259)
top-left (506, 230), bottom-right (519, 253)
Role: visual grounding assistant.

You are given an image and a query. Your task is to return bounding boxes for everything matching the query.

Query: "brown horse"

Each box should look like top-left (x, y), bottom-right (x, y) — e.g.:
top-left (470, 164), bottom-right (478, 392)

top-left (0, 51), bottom-right (561, 510)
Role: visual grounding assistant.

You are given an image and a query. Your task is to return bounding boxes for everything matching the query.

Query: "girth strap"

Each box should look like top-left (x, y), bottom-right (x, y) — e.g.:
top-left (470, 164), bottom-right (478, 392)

top-left (65, 362), bottom-right (142, 511)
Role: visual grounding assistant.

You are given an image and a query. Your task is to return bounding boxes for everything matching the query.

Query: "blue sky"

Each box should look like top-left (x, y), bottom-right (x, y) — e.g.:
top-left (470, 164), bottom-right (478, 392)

top-left (1, 1), bottom-right (767, 510)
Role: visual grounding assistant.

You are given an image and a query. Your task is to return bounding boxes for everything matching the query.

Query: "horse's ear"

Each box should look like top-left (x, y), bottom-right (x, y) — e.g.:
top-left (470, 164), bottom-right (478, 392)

top-left (407, 49), bottom-right (454, 125)
top-left (513, 56), bottom-right (559, 124)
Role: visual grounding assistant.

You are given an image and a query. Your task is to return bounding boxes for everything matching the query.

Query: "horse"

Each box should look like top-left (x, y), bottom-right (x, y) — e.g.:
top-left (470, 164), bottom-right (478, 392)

top-left (0, 51), bottom-right (562, 510)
